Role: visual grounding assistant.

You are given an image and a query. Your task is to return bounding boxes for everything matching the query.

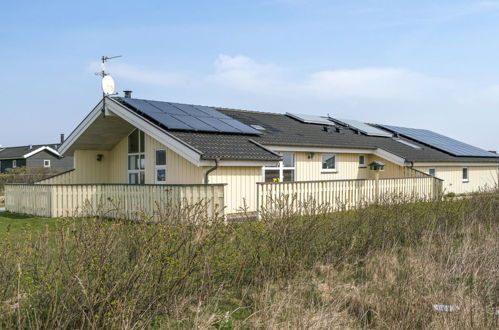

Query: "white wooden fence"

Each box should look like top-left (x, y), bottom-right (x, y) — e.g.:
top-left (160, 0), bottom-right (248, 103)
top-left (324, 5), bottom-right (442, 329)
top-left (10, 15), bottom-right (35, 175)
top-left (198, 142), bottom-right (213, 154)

top-left (257, 177), bottom-right (443, 214)
top-left (5, 184), bottom-right (225, 220)
top-left (6, 177), bottom-right (443, 220)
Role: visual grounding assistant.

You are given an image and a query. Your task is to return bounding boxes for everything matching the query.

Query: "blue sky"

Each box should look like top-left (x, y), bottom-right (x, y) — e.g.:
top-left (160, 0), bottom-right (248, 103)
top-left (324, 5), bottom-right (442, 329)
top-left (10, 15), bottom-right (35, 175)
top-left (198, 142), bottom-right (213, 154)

top-left (1, 0), bottom-right (498, 151)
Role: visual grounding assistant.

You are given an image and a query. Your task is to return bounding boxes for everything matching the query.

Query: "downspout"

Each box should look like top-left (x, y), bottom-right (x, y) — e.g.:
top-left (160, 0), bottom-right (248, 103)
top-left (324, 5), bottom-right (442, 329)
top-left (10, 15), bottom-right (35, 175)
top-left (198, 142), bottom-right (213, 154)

top-left (204, 158), bottom-right (219, 184)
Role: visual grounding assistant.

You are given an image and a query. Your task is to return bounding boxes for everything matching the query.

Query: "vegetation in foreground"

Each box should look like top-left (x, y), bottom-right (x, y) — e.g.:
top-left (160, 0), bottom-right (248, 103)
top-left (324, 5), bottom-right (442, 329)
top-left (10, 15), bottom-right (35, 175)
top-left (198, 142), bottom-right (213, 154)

top-left (0, 193), bottom-right (498, 329)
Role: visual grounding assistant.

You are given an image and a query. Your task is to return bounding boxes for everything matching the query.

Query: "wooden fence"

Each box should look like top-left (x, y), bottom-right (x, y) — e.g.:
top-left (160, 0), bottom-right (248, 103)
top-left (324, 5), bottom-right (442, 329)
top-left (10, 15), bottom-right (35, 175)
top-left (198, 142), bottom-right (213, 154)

top-left (5, 184), bottom-right (225, 220)
top-left (257, 176), bottom-right (443, 214)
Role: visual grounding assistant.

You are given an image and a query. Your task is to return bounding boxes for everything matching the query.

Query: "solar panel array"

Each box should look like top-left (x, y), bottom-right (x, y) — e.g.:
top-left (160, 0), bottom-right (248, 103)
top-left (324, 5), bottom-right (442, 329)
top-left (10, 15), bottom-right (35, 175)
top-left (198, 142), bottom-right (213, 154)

top-left (379, 124), bottom-right (496, 157)
top-left (329, 118), bottom-right (392, 137)
top-left (118, 97), bottom-right (261, 135)
top-left (286, 113), bottom-right (335, 125)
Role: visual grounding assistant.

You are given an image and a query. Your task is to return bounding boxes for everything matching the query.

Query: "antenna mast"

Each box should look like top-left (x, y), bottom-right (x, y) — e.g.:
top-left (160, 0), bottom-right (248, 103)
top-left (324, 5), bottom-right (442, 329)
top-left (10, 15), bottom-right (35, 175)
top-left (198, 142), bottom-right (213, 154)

top-left (97, 55), bottom-right (122, 78)
top-left (96, 55), bottom-right (122, 115)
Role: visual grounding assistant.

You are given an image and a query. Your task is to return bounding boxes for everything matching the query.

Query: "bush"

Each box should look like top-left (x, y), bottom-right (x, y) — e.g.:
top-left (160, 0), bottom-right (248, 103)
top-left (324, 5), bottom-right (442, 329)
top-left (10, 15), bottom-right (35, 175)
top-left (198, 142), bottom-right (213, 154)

top-left (0, 167), bottom-right (59, 195)
top-left (0, 192), bottom-right (498, 328)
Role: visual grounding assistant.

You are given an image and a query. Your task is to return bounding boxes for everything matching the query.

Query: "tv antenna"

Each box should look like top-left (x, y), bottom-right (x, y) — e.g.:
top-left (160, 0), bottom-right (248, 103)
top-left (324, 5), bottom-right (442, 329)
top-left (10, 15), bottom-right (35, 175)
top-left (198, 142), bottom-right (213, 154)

top-left (96, 55), bottom-right (121, 95)
top-left (96, 55), bottom-right (122, 115)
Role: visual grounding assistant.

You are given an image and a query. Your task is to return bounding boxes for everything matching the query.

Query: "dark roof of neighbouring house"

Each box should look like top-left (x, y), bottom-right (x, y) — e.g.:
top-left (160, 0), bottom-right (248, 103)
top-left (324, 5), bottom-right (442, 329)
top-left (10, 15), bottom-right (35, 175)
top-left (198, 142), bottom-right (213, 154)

top-left (115, 97), bottom-right (499, 164)
top-left (0, 144), bottom-right (61, 160)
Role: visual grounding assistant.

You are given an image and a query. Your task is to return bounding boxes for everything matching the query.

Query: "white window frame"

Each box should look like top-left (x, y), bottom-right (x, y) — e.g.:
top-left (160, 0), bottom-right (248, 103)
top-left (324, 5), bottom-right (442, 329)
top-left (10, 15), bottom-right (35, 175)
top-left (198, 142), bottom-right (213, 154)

top-left (359, 155), bottom-right (366, 168)
top-left (462, 167), bottom-right (469, 182)
top-left (321, 153), bottom-right (337, 173)
top-left (128, 129), bottom-right (145, 185)
top-left (12, 160), bottom-right (17, 168)
top-left (155, 149), bottom-right (167, 184)
top-left (43, 159), bottom-right (51, 168)
top-left (262, 152), bottom-right (295, 182)
top-left (428, 168), bottom-right (436, 177)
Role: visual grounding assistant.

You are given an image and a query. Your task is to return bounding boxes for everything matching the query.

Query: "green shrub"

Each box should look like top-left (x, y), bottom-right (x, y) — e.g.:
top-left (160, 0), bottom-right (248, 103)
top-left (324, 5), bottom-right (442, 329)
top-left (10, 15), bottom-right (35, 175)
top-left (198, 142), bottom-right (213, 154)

top-left (0, 167), bottom-right (59, 196)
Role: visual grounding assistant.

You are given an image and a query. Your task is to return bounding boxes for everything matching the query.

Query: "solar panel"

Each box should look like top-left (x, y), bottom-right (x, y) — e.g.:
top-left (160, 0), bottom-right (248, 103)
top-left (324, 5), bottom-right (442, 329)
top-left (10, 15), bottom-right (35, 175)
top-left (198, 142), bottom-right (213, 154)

top-left (141, 112), bottom-right (192, 130)
top-left (197, 117), bottom-right (241, 133)
top-left (117, 97), bottom-right (261, 135)
top-left (195, 105), bottom-right (228, 118)
top-left (144, 100), bottom-right (185, 115)
top-left (286, 113), bottom-right (335, 125)
top-left (169, 102), bottom-right (211, 117)
top-left (379, 124), bottom-right (497, 157)
top-left (330, 118), bottom-right (392, 137)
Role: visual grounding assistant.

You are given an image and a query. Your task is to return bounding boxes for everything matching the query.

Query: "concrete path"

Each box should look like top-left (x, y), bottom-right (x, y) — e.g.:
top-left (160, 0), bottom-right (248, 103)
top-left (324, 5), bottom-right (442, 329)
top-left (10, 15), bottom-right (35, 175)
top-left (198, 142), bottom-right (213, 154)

top-left (0, 207), bottom-right (5, 212)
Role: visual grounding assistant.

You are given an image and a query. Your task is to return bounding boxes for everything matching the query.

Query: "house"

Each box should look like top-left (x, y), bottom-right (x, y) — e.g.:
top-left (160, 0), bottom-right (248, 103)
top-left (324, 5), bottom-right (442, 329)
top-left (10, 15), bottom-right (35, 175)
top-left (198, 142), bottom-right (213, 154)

top-left (38, 94), bottom-right (498, 215)
top-left (0, 142), bottom-right (73, 174)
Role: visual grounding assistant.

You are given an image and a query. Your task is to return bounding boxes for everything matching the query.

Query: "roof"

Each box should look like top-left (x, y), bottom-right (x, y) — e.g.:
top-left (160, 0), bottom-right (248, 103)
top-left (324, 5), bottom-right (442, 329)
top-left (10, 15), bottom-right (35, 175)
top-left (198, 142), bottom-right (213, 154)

top-left (0, 144), bottom-right (61, 160)
top-left (112, 97), bottom-right (499, 164)
top-left (169, 132), bottom-right (281, 161)
top-left (215, 108), bottom-right (499, 163)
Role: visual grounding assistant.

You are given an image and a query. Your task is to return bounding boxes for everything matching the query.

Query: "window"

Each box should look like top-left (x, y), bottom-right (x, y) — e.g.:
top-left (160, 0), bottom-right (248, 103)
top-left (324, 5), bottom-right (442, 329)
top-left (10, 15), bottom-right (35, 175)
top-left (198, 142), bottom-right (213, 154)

top-left (155, 149), bottom-right (167, 184)
top-left (321, 154), bottom-right (336, 171)
top-left (128, 129), bottom-right (145, 184)
top-left (359, 155), bottom-right (366, 167)
top-left (462, 167), bottom-right (469, 182)
top-left (263, 152), bottom-right (295, 182)
top-left (43, 160), bottom-right (51, 168)
top-left (12, 160), bottom-right (17, 168)
top-left (428, 168), bottom-right (436, 177)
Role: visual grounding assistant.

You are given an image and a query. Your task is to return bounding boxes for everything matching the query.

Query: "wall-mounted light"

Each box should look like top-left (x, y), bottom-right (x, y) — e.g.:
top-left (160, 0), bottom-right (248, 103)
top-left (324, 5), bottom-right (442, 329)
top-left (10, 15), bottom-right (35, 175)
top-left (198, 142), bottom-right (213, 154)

top-left (96, 154), bottom-right (104, 162)
top-left (307, 152), bottom-right (315, 159)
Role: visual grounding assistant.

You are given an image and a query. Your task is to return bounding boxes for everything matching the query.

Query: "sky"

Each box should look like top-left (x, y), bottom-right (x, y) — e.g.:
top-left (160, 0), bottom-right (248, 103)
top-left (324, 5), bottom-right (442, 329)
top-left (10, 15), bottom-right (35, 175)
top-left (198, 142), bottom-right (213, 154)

top-left (0, 0), bottom-right (498, 151)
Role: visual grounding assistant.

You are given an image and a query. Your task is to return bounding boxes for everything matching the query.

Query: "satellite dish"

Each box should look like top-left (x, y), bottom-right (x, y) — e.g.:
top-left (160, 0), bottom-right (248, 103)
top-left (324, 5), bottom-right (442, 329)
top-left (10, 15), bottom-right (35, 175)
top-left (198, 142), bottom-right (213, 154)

top-left (101, 75), bottom-right (116, 95)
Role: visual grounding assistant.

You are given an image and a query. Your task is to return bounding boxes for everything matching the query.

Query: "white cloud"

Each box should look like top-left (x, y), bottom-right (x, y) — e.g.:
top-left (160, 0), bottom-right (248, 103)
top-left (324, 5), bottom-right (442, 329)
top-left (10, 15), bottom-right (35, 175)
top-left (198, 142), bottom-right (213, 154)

top-left (210, 55), bottom-right (453, 101)
top-left (305, 68), bottom-right (453, 100)
top-left (111, 64), bottom-right (189, 87)
top-left (472, 1), bottom-right (499, 9)
top-left (209, 54), bottom-right (289, 94)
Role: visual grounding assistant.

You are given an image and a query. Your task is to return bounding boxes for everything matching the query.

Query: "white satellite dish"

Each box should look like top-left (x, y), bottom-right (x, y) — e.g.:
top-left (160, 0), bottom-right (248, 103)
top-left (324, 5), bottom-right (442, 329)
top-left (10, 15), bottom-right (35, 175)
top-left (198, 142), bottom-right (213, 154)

top-left (101, 75), bottom-right (116, 95)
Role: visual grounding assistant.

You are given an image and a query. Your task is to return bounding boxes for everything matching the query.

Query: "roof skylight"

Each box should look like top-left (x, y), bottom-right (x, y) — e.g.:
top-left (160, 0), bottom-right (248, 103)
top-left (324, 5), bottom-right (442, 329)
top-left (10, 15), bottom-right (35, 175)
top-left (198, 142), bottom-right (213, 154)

top-left (251, 124), bottom-right (266, 130)
top-left (394, 138), bottom-right (422, 149)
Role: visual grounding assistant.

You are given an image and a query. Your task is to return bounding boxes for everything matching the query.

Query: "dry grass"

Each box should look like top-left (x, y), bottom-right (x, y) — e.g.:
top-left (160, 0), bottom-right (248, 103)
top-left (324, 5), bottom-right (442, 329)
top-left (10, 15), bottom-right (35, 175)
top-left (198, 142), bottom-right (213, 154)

top-left (0, 191), bottom-right (497, 329)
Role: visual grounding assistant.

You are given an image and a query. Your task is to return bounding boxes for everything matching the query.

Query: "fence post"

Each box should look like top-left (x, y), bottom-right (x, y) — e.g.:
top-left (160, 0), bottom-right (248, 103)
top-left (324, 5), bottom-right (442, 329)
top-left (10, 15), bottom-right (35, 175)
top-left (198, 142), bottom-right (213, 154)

top-left (50, 185), bottom-right (56, 217)
top-left (256, 183), bottom-right (261, 220)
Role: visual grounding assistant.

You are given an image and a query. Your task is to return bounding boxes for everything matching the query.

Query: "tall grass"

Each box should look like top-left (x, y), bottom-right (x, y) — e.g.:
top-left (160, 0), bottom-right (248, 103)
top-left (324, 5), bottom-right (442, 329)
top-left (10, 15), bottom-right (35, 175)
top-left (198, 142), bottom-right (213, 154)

top-left (0, 192), bottom-right (498, 329)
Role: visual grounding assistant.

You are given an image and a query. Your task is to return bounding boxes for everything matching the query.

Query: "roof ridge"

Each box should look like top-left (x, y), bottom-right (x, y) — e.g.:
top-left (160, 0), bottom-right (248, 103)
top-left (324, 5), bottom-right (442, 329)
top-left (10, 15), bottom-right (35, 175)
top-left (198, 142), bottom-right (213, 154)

top-left (215, 107), bottom-right (283, 115)
top-left (0, 143), bottom-right (59, 149)
top-left (114, 96), bottom-right (285, 116)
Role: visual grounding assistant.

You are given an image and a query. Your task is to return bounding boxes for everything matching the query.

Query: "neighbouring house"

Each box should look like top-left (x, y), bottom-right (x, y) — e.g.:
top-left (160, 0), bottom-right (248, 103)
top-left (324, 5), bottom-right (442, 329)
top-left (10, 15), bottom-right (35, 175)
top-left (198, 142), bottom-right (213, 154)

top-left (34, 93), bottom-right (498, 216)
top-left (0, 141), bottom-right (73, 174)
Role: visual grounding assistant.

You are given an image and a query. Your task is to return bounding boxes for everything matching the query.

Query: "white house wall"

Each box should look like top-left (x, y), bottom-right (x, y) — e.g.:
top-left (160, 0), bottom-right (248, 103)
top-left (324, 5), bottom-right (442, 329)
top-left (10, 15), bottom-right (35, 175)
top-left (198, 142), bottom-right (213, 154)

top-left (415, 165), bottom-right (498, 194)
